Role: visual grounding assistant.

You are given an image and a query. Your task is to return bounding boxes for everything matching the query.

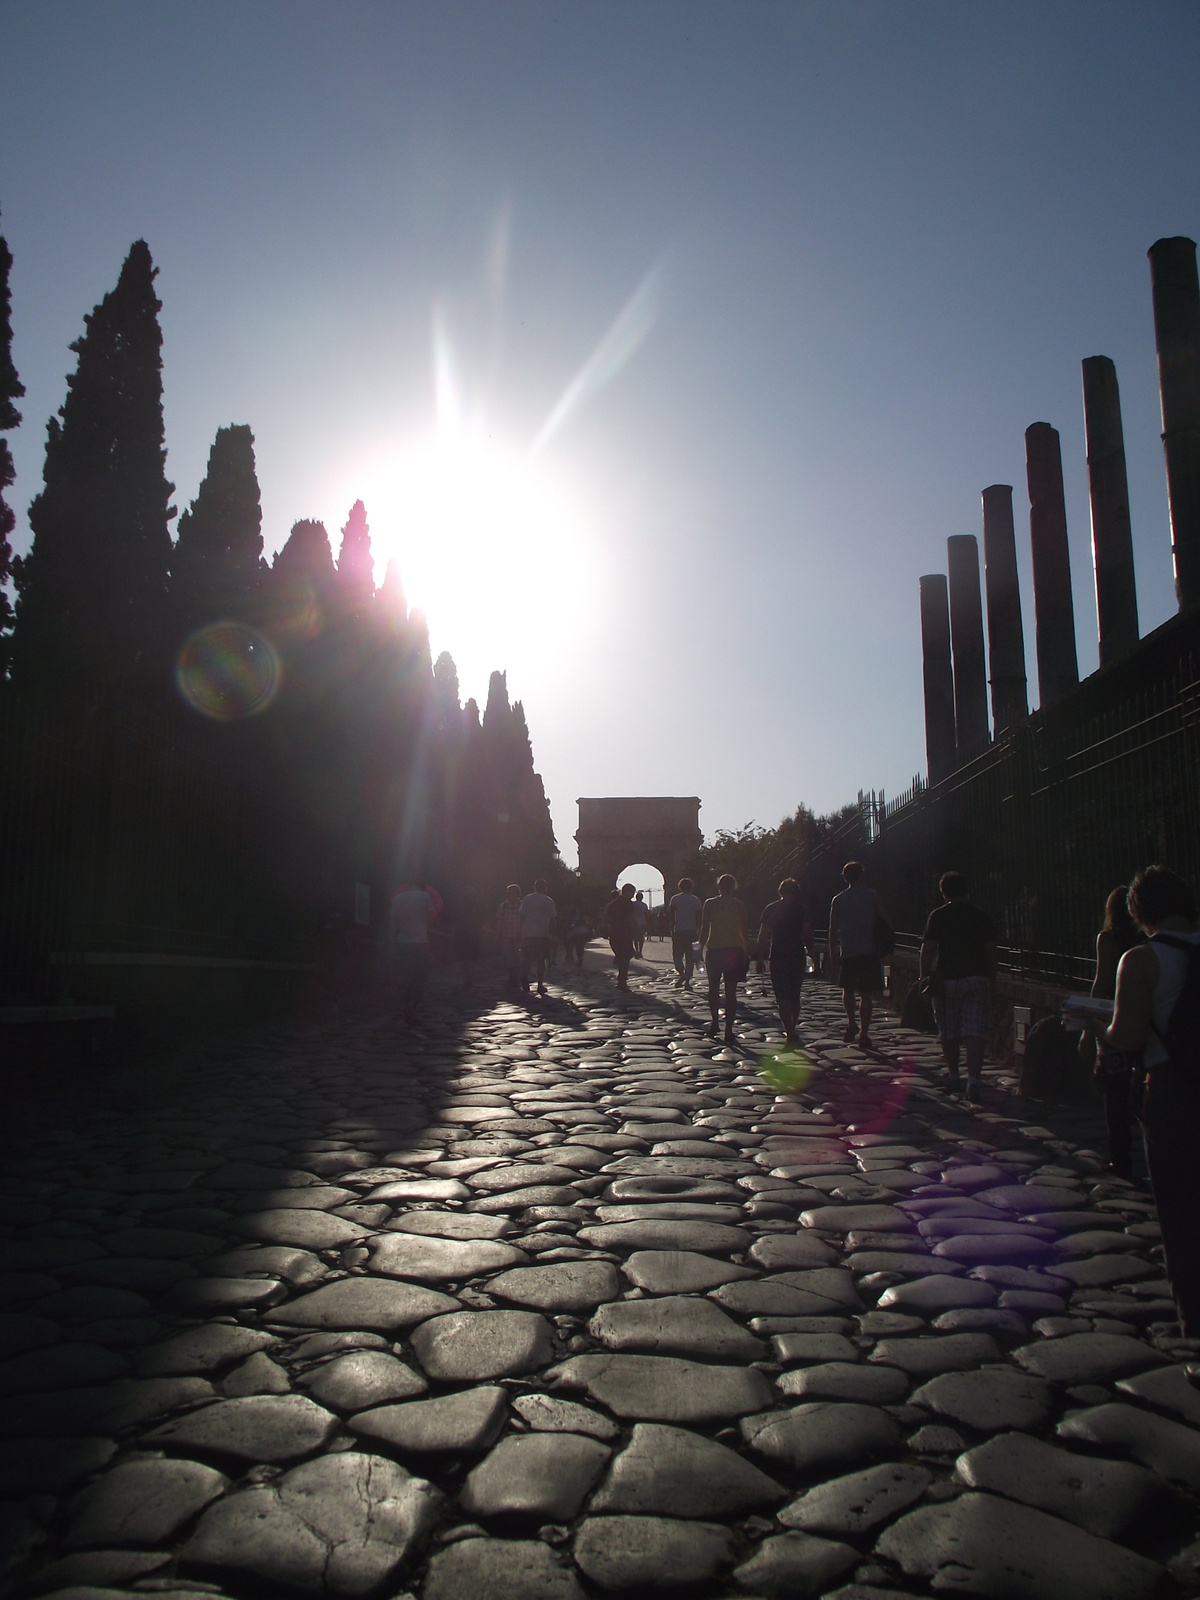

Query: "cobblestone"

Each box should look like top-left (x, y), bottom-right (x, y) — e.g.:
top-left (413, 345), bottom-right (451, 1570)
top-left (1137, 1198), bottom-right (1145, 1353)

top-left (4, 948), bottom-right (1200, 1595)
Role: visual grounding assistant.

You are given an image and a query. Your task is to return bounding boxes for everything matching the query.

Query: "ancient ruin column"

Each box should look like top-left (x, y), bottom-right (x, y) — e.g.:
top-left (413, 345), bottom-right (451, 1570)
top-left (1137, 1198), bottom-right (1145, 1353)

top-left (919, 574), bottom-right (956, 784)
top-left (1082, 356), bottom-right (1139, 664)
top-left (1026, 422), bottom-right (1079, 708)
top-left (981, 485), bottom-right (1028, 731)
top-left (947, 534), bottom-right (989, 759)
top-left (1148, 237), bottom-right (1200, 609)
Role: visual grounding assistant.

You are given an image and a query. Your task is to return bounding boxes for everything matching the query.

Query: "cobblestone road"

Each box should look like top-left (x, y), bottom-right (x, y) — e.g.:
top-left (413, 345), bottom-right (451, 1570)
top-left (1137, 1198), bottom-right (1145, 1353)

top-left (3, 938), bottom-right (1200, 1599)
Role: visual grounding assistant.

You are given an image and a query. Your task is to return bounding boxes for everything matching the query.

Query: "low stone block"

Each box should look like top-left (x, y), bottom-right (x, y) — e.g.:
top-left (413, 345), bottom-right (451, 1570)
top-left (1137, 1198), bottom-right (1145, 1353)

top-left (459, 1431), bottom-right (611, 1521)
top-left (65, 1457), bottom-right (228, 1548)
top-left (573, 1514), bottom-right (733, 1590)
top-left (956, 1432), bottom-right (1164, 1539)
top-left (590, 1422), bottom-right (786, 1517)
top-left (349, 1386), bottom-right (508, 1455)
top-left (780, 1462), bottom-right (931, 1537)
top-left (741, 1401), bottom-right (902, 1476)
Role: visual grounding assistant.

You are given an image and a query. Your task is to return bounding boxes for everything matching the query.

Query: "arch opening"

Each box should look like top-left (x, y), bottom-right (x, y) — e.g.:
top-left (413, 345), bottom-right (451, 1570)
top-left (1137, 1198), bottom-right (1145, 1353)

top-left (616, 862), bottom-right (666, 908)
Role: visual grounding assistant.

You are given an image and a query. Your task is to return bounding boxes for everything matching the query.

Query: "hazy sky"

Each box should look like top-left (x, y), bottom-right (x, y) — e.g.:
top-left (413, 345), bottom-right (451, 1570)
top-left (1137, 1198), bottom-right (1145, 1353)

top-left (3, 1), bottom-right (1198, 867)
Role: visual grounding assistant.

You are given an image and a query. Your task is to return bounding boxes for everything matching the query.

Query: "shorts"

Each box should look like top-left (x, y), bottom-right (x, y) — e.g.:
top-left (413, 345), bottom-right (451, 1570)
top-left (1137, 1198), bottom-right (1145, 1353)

top-left (933, 974), bottom-right (990, 1041)
top-left (522, 936), bottom-right (551, 960)
top-left (707, 946), bottom-right (748, 984)
top-left (840, 953), bottom-right (883, 993)
top-left (770, 955), bottom-right (806, 1006)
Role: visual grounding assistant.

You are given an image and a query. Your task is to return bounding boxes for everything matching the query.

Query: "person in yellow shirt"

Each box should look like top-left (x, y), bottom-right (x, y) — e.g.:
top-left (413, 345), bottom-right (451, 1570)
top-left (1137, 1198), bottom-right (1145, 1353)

top-left (700, 873), bottom-right (749, 1043)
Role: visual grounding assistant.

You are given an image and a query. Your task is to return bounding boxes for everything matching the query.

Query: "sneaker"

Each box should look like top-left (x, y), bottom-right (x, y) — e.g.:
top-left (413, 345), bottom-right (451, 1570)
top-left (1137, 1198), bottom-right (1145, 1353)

top-left (857, 1033), bottom-right (872, 1050)
top-left (842, 1026), bottom-right (855, 1043)
top-left (537, 985), bottom-right (547, 997)
top-left (706, 1023), bottom-right (719, 1038)
top-left (724, 1028), bottom-right (736, 1045)
top-left (966, 1080), bottom-right (982, 1105)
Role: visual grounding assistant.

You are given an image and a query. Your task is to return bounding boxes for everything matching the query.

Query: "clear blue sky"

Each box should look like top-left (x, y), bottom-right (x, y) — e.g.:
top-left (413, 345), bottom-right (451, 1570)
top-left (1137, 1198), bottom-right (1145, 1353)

top-left (3, 1), bottom-right (1198, 865)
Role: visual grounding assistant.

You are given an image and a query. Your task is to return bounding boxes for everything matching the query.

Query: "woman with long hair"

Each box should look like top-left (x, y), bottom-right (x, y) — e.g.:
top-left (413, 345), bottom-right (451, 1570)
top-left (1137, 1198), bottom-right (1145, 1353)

top-left (1089, 884), bottom-right (1144, 1179)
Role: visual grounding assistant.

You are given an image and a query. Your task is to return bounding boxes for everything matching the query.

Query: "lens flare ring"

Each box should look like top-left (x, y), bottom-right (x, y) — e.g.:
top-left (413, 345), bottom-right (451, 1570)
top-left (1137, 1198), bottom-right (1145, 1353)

top-left (176, 622), bottom-right (281, 720)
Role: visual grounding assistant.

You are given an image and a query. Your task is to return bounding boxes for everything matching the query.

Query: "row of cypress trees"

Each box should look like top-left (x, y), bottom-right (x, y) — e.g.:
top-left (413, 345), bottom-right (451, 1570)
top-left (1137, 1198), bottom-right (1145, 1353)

top-left (0, 230), bottom-right (558, 954)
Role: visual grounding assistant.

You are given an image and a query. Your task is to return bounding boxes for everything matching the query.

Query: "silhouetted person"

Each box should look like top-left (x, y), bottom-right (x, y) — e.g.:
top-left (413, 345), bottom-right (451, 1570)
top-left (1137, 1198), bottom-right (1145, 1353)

top-left (1086, 867), bottom-right (1200, 1339)
top-left (632, 890), bottom-right (649, 956)
top-left (700, 873), bottom-right (749, 1044)
top-left (919, 870), bottom-right (997, 1103)
top-left (520, 877), bottom-right (556, 998)
top-left (563, 906), bottom-right (590, 966)
top-left (829, 861), bottom-right (887, 1048)
top-left (756, 877), bottom-right (813, 1044)
top-left (669, 876), bottom-right (703, 988)
top-left (607, 882), bottom-right (638, 992)
top-left (390, 880), bottom-right (438, 1029)
top-left (1086, 886), bottom-right (1144, 1178)
top-left (496, 883), bottom-right (523, 993)
top-left (452, 889), bottom-right (484, 994)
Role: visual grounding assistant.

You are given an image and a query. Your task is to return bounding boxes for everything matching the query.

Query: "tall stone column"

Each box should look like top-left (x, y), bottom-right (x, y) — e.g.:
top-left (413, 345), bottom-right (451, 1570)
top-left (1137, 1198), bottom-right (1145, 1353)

top-left (947, 535), bottom-right (989, 759)
top-left (1026, 422), bottom-right (1079, 708)
top-left (919, 574), bottom-right (956, 784)
top-left (1148, 237), bottom-right (1200, 609)
top-left (981, 485), bottom-right (1028, 731)
top-left (1082, 356), bottom-right (1139, 664)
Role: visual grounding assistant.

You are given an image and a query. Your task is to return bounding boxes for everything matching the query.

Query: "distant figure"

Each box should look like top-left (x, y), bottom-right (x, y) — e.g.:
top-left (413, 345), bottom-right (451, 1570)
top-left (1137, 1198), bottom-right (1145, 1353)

top-left (756, 877), bottom-right (814, 1044)
top-left (1087, 885), bottom-right (1144, 1178)
top-left (520, 877), bottom-right (557, 998)
top-left (607, 882), bottom-right (639, 992)
top-left (829, 860), bottom-right (888, 1049)
top-left (452, 889), bottom-right (484, 994)
top-left (563, 906), bottom-right (590, 966)
top-left (669, 876), bottom-right (703, 989)
top-left (1084, 867), bottom-right (1200, 1339)
top-left (919, 870), bottom-right (997, 1103)
top-left (700, 873), bottom-right (749, 1044)
top-left (632, 891), bottom-right (649, 956)
top-left (390, 880), bottom-right (437, 1028)
top-left (496, 883), bottom-right (524, 993)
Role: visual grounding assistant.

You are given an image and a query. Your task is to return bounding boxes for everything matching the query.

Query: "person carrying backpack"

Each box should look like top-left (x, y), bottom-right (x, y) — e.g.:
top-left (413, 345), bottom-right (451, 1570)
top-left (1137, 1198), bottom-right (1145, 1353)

top-left (1084, 866), bottom-right (1200, 1340)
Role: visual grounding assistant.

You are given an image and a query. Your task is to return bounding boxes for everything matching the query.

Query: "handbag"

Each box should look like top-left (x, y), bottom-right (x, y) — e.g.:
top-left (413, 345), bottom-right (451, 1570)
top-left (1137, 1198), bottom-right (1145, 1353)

top-left (873, 912), bottom-right (895, 957)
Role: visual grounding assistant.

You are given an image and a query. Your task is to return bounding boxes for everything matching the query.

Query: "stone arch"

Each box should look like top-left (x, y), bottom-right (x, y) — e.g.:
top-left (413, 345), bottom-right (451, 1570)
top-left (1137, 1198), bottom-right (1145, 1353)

top-left (575, 797), bottom-right (702, 896)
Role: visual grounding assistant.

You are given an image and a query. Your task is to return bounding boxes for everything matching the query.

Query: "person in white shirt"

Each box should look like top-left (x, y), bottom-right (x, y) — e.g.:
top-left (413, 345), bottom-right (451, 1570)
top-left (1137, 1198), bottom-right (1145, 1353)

top-left (390, 881), bottom-right (437, 1027)
top-left (520, 878), bottom-right (557, 998)
top-left (669, 877), bottom-right (704, 989)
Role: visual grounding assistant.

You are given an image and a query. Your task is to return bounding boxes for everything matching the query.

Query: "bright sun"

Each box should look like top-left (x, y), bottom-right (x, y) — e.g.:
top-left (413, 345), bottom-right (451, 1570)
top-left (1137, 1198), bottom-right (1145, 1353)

top-left (350, 428), bottom-right (593, 693)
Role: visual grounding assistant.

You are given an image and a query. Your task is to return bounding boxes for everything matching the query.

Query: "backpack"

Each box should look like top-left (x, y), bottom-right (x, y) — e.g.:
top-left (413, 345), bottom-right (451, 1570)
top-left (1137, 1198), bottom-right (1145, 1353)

top-left (1149, 932), bottom-right (1200, 1083)
top-left (1020, 1015), bottom-right (1083, 1101)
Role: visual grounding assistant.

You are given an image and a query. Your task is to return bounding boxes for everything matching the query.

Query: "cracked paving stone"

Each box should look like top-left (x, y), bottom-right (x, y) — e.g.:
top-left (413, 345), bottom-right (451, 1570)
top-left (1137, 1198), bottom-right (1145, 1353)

top-left (956, 1432), bottom-right (1164, 1539)
top-left (135, 1325), bottom-right (279, 1376)
top-left (590, 1421), bottom-right (786, 1516)
top-left (298, 1350), bottom-right (427, 1410)
top-left (423, 1538), bottom-right (585, 1600)
top-left (573, 1514), bottom-right (734, 1590)
top-left (0, 1343), bottom-right (127, 1396)
top-left (410, 1309), bottom-right (553, 1380)
top-left (1012, 1332), bottom-right (1167, 1386)
top-left (576, 1219), bottom-right (749, 1254)
top-left (1057, 1401), bottom-right (1200, 1491)
top-left (741, 1402), bottom-right (902, 1475)
top-left (877, 1276), bottom-right (996, 1313)
top-left (365, 1232), bottom-right (527, 1281)
top-left (349, 1386), bottom-right (508, 1455)
top-left (875, 1490), bottom-right (1163, 1600)
top-left (549, 1352), bottom-right (772, 1422)
top-left (388, 1212), bottom-right (514, 1240)
top-left (588, 1295), bottom-right (767, 1360)
top-left (749, 1234), bottom-right (838, 1270)
top-left (0, 1436), bottom-right (116, 1493)
top-left (908, 1368), bottom-right (1055, 1432)
top-left (867, 1333), bottom-right (1002, 1375)
top-left (233, 1208), bottom-right (371, 1250)
top-left (511, 1393), bottom-right (620, 1440)
top-left (780, 1462), bottom-right (932, 1537)
top-left (64, 1457), bottom-right (228, 1548)
top-left (181, 1451), bottom-right (440, 1597)
top-left (778, 1362), bottom-right (910, 1404)
top-left (619, 1250), bottom-right (752, 1294)
top-left (711, 1281), bottom-right (847, 1318)
top-left (267, 1279), bottom-right (460, 1333)
top-left (458, 1431), bottom-right (611, 1521)
top-left (1117, 1362), bottom-right (1200, 1426)
top-left (201, 1246), bottom-right (326, 1285)
top-left (480, 1261), bottom-right (619, 1313)
top-left (144, 1393), bottom-right (338, 1462)
top-left (732, 1530), bottom-right (859, 1596)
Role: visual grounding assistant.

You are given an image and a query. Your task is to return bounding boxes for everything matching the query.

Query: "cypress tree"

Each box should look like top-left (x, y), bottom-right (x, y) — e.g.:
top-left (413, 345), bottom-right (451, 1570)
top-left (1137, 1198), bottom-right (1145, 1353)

top-left (336, 499), bottom-right (374, 616)
top-left (11, 240), bottom-right (175, 693)
top-left (0, 220), bottom-right (23, 676)
top-left (170, 424), bottom-right (264, 639)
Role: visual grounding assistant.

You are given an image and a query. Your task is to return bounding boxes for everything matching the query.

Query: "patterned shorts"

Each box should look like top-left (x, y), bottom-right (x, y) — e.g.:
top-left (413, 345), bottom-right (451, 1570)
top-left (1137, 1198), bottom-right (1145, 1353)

top-left (933, 975), bottom-right (990, 1041)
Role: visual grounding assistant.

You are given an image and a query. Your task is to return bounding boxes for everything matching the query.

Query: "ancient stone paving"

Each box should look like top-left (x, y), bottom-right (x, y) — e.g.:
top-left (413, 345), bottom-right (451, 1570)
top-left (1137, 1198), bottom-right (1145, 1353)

top-left (3, 937), bottom-right (1200, 1599)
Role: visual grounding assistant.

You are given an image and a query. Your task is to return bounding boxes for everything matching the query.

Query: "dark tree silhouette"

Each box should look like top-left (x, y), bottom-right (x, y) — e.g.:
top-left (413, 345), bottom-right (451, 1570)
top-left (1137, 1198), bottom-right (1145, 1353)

top-left (169, 424), bottom-right (264, 640)
top-left (0, 221), bottom-right (24, 676)
top-left (11, 241), bottom-right (174, 693)
top-left (336, 499), bottom-right (374, 617)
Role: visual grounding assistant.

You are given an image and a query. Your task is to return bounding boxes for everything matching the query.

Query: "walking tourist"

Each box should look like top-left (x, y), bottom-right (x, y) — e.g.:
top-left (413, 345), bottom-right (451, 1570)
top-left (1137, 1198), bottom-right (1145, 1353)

top-left (919, 870), bottom-right (997, 1103)
top-left (496, 884), bottom-right (524, 993)
top-left (756, 877), bottom-right (814, 1044)
top-left (829, 861), bottom-right (888, 1049)
top-left (1084, 866), bottom-right (1200, 1340)
top-left (632, 891), bottom-right (649, 956)
top-left (700, 873), bottom-right (750, 1043)
top-left (390, 879), bottom-right (437, 1028)
top-left (520, 877), bottom-right (557, 998)
top-left (669, 876), bottom-right (703, 988)
top-left (451, 890), bottom-right (484, 994)
top-left (1086, 886), bottom-right (1145, 1179)
top-left (606, 882), bottom-right (639, 992)
top-left (563, 907), bottom-right (590, 966)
